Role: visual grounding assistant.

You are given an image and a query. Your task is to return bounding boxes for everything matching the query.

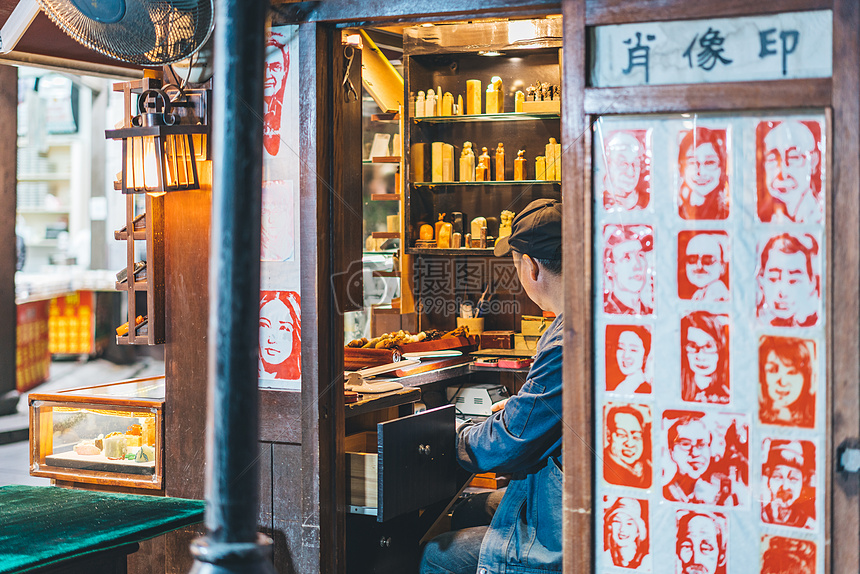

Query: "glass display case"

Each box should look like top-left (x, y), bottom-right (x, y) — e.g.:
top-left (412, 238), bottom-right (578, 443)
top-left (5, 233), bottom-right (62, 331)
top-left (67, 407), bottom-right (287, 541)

top-left (29, 376), bottom-right (164, 490)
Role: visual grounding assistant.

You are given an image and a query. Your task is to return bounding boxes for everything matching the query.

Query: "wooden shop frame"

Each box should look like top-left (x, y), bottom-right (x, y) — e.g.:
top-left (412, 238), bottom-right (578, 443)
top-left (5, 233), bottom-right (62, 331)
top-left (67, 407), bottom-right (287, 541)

top-left (271, 1), bottom-right (859, 573)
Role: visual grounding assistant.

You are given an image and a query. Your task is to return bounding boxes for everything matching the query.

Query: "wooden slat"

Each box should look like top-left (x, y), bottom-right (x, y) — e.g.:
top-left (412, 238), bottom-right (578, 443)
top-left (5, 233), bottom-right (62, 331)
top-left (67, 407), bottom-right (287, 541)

top-left (299, 22), bottom-right (344, 574)
top-left (0, 65), bottom-right (17, 405)
top-left (585, 0), bottom-right (832, 25)
top-left (585, 79), bottom-right (831, 115)
top-left (562, 3), bottom-right (593, 574)
top-left (259, 389), bottom-right (303, 444)
top-left (370, 193), bottom-right (401, 201)
top-left (831, 1), bottom-right (860, 572)
top-left (272, 0), bottom-right (560, 24)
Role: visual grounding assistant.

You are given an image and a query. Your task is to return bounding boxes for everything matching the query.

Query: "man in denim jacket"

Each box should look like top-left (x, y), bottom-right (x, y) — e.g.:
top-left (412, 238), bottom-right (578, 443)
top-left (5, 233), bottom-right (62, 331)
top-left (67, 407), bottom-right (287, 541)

top-left (421, 198), bottom-right (563, 574)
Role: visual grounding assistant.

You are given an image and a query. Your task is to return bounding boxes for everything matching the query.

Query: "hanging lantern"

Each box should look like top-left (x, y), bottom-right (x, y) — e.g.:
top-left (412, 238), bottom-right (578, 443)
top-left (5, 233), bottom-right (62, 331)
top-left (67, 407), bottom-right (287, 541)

top-left (106, 87), bottom-right (208, 195)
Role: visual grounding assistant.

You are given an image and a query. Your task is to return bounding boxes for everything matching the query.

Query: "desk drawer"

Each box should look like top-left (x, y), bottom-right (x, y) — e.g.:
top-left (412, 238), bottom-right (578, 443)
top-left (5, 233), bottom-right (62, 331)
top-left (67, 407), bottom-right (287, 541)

top-left (346, 404), bottom-right (456, 522)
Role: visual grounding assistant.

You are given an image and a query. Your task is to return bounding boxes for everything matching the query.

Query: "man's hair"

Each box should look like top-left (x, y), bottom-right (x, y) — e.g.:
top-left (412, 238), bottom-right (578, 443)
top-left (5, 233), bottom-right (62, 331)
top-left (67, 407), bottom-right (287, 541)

top-left (533, 256), bottom-right (562, 275)
top-left (607, 405), bottom-right (644, 434)
top-left (667, 414), bottom-right (710, 452)
top-left (758, 233), bottom-right (819, 280)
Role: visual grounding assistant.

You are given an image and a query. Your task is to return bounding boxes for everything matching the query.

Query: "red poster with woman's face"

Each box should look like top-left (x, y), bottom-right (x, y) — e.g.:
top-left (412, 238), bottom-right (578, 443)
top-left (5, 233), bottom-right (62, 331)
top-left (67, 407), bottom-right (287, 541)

top-left (259, 290), bottom-right (301, 381)
top-left (676, 127), bottom-right (729, 220)
top-left (605, 324), bottom-right (652, 395)
top-left (758, 336), bottom-right (816, 428)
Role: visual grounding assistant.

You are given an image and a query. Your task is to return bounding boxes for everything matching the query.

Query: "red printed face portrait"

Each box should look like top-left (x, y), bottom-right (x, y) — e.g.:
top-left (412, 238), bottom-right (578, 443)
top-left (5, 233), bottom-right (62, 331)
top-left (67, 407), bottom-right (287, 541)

top-left (603, 495), bottom-right (651, 571)
top-left (676, 127), bottom-right (729, 220)
top-left (662, 410), bottom-right (749, 507)
top-left (601, 129), bottom-right (652, 212)
top-left (603, 403), bottom-right (652, 489)
top-left (758, 336), bottom-right (817, 429)
top-left (605, 324), bottom-right (652, 395)
top-left (680, 312), bottom-right (729, 404)
top-left (760, 535), bottom-right (816, 574)
top-left (603, 225), bottom-right (655, 316)
top-left (259, 290), bottom-right (301, 381)
top-left (756, 120), bottom-right (824, 225)
top-left (675, 510), bottom-right (728, 574)
top-left (760, 439), bottom-right (817, 530)
top-left (756, 233), bottom-right (821, 328)
top-left (264, 30), bottom-right (291, 156)
top-left (678, 231), bottom-right (729, 302)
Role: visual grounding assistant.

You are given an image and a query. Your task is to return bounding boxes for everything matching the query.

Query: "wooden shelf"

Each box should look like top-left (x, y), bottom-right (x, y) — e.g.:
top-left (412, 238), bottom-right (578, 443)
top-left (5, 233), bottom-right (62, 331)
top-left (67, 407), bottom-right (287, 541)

top-left (372, 271), bottom-right (400, 278)
top-left (371, 156), bottom-right (401, 163)
top-left (408, 248), bottom-right (495, 256)
top-left (412, 180), bottom-right (560, 188)
top-left (413, 112), bottom-right (559, 124)
top-left (370, 193), bottom-right (401, 201)
top-left (113, 230), bottom-right (146, 241)
top-left (371, 231), bottom-right (400, 239)
top-left (371, 304), bottom-right (400, 315)
top-left (371, 112), bottom-right (400, 122)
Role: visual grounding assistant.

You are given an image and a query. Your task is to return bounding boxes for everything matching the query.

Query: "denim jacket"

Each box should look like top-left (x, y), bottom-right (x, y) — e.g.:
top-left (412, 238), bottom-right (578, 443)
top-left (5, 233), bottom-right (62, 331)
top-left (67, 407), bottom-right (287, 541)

top-left (457, 314), bottom-right (564, 573)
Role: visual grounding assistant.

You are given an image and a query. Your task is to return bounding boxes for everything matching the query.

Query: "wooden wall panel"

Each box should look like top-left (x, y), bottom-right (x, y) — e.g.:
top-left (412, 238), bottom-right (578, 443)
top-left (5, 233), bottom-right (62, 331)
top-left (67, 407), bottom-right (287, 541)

top-left (830, 0), bottom-right (860, 572)
top-left (272, 442), bottom-right (304, 573)
top-left (561, 2), bottom-right (592, 574)
top-left (585, 0), bottom-right (831, 25)
top-left (585, 79), bottom-right (831, 115)
top-left (0, 65), bottom-right (15, 408)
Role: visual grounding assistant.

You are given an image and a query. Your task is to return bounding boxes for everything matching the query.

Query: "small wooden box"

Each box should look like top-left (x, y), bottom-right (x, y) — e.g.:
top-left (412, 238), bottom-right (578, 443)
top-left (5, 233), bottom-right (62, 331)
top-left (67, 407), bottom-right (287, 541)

top-left (480, 330), bottom-right (515, 349)
top-left (521, 99), bottom-right (560, 114)
top-left (521, 315), bottom-right (550, 336)
top-left (346, 431), bottom-right (378, 508)
top-left (514, 334), bottom-right (540, 351)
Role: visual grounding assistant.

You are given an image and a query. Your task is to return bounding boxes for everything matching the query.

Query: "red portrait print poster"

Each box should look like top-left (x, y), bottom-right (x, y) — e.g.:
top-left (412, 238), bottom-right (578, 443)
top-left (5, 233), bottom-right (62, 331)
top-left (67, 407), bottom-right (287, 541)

top-left (662, 410), bottom-right (749, 507)
top-left (680, 311), bottom-right (730, 404)
top-left (760, 439), bottom-right (817, 531)
top-left (603, 403), bottom-right (652, 489)
top-left (756, 232), bottom-right (821, 328)
top-left (603, 495), bottom-right (651, 571)
top-left (676, 127), bottom-right (729, 220)
top-left (605, 324), bottom-right (652, 395)
top-left (601, 129), bottom-right (652, 212)
top-left (603, 225), bottom-right (655, 316)
top-left (259, 290), bottom-right (301, 382)
top-left (756, 120), bottom-right (824, 225)
top-left (264, 28), bottom-right (291, 157)
top-left (675, 510), bottom-right (728, 574)
top-left (758, 336), bottom-right (817, 429)
top-left (759, 535), bottom-right (816, 574)
top-left (677, 231), bottom-right (729, 302)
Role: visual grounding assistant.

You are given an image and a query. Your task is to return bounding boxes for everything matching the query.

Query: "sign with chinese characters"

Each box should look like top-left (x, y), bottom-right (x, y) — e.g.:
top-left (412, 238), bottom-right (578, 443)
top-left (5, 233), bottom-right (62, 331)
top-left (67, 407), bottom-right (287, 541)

top-left (591, 11), bottom-right (832, 87)
top-left (593, 111), bottom-right (827, 573)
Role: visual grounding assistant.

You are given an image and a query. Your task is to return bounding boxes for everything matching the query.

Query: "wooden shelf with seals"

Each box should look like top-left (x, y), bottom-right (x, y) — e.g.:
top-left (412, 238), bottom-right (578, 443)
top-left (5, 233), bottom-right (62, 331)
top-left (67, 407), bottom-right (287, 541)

top-left (370, 193), bottom-right (401, 201)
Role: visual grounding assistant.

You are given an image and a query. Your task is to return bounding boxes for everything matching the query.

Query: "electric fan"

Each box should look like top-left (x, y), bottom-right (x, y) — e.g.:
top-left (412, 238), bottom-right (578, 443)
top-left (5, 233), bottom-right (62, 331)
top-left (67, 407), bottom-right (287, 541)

top-left (37, 0), bottom-right (214, 66)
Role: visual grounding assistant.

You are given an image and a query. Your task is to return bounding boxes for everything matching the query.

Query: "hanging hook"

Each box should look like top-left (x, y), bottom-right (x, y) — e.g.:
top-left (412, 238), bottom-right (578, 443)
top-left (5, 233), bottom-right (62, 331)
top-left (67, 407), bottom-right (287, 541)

top-left (342, 45), bottom-right (358, 103)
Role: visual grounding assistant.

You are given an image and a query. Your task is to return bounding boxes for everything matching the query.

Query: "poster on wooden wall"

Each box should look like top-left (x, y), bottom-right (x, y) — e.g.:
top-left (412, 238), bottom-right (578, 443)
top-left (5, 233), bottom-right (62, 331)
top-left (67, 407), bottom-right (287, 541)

top-left (260, 24), bottom-right (301, 390)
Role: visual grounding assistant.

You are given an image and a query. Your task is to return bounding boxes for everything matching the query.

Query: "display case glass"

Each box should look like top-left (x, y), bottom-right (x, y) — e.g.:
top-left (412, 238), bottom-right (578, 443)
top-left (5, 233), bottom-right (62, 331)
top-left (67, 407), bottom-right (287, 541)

top-left (29, 376), bottom-right (165, 490)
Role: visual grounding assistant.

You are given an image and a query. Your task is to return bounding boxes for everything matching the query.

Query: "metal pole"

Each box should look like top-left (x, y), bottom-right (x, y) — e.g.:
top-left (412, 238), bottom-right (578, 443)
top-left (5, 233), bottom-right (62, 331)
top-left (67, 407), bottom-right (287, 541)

top-left (189, 0), bottom-right (275, 571)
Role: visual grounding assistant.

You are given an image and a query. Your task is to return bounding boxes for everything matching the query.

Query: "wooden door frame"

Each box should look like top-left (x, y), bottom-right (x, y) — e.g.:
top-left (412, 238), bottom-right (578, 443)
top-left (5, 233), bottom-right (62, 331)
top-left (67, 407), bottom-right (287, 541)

top-left (277, 1), bottom-right (860, 573)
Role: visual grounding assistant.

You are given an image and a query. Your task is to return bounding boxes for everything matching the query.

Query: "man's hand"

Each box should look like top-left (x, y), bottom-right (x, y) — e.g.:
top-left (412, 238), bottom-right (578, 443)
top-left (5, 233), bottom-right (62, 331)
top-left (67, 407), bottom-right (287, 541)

top-left (491, 399), bottom-right (509, 413)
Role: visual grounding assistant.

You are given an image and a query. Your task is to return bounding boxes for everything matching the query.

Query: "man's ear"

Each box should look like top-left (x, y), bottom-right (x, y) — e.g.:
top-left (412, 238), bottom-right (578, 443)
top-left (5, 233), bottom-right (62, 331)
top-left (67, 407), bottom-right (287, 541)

top-left (523, 254), bottom-right (541, 281)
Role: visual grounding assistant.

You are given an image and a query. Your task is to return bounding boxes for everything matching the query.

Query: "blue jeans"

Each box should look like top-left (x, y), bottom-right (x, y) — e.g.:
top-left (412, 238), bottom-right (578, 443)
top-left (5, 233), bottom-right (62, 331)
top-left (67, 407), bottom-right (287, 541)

top-left (420, 490), bottom-right (505, 574)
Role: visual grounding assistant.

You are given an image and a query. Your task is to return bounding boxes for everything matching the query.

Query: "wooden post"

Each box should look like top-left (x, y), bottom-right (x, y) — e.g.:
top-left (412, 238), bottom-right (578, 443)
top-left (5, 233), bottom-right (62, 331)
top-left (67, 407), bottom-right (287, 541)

top-left (188, 0), bottom-right (276, 571)
top-left (0, 64), bottom-right (17, 415)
